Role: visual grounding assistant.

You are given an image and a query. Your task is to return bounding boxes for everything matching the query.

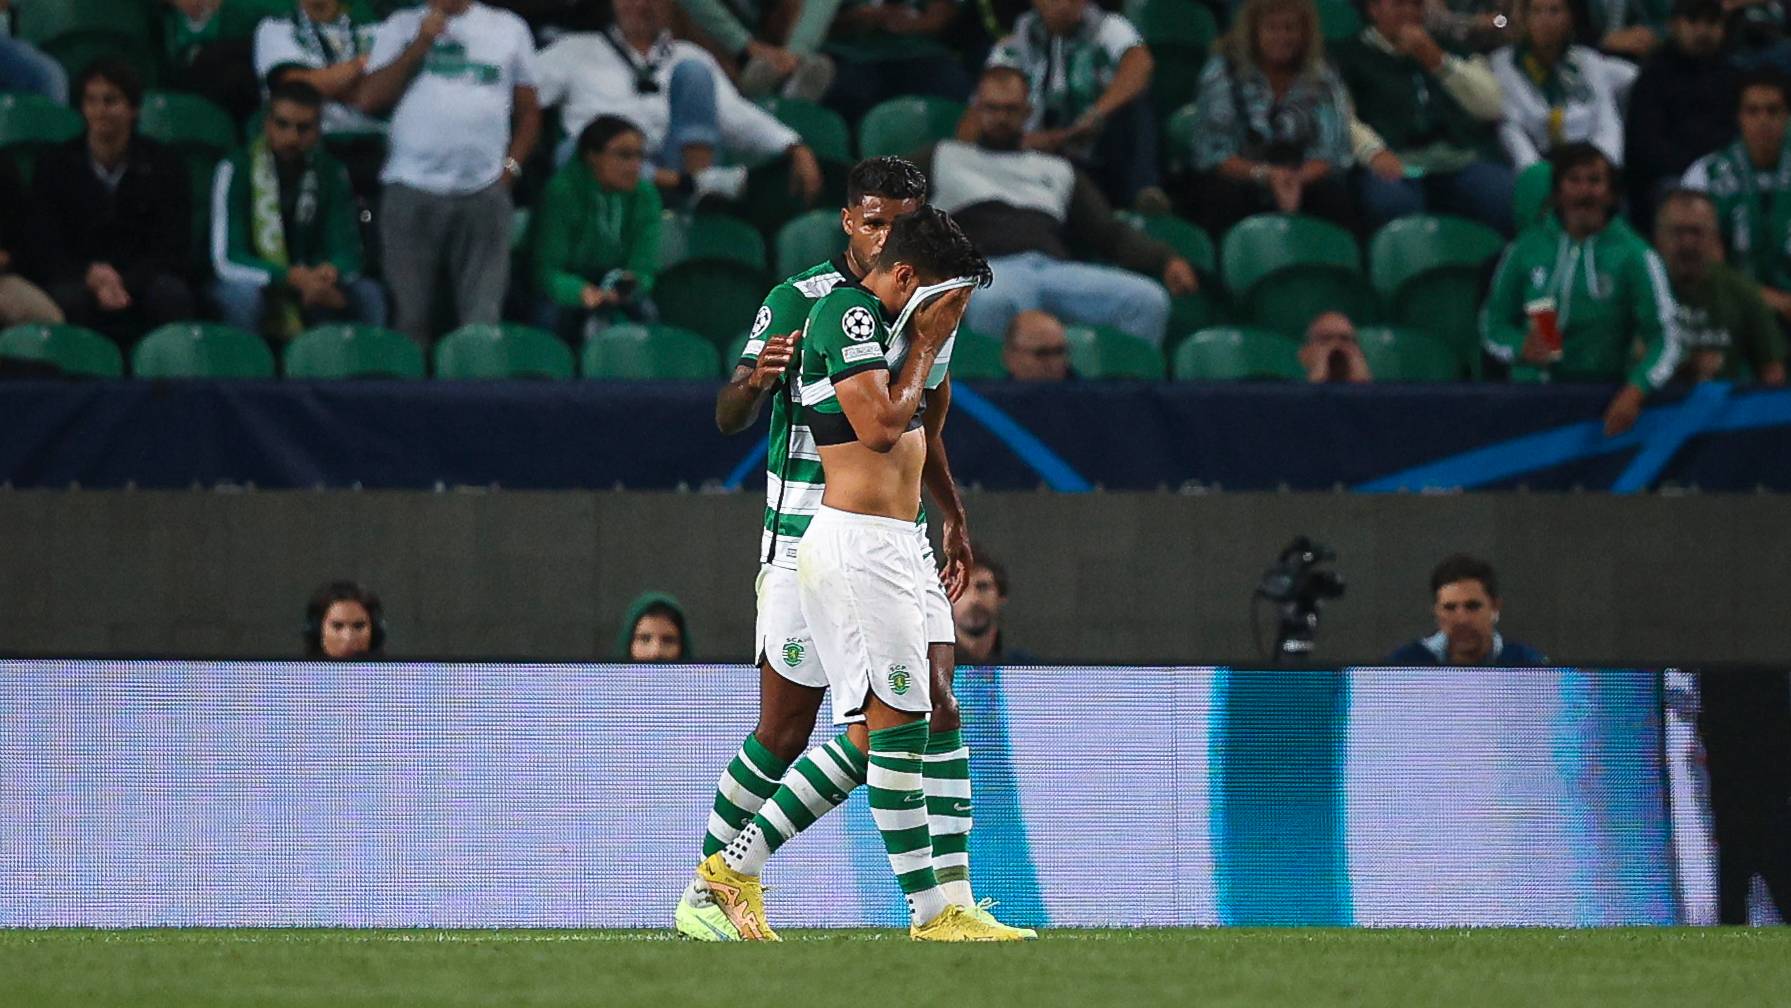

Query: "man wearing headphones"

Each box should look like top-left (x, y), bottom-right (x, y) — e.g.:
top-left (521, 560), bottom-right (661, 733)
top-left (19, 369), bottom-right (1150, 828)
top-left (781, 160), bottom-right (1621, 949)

top-left (1386, 555), bottom-right (1546, 666)
top-left (304, 580), bottom-right (386, 659)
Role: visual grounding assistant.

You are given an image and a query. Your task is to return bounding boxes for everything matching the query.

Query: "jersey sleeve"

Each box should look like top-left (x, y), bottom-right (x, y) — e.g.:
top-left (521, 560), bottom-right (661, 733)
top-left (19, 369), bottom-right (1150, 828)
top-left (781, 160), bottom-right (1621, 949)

top-left (739, 282), bottom-right (811, 368)
top-left (805, 291), bottom-right (890, 391)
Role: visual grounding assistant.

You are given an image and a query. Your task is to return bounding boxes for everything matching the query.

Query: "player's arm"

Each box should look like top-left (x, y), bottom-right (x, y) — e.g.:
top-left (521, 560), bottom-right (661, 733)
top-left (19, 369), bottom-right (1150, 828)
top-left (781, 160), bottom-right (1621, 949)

top-left (833, 290), bottom-right (970, 452)
top-left (715, 288), bottom-right (804, 434)
top-left (921, 377), bottom-right (972, 601)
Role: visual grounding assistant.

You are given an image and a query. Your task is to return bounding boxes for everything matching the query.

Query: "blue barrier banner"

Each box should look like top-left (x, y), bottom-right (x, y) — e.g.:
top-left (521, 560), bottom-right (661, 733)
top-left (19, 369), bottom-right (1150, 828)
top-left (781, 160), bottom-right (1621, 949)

top-left (1, 661), bottom-right (1675, 928)
top-left (4, 380), bottom-right (1789, 492)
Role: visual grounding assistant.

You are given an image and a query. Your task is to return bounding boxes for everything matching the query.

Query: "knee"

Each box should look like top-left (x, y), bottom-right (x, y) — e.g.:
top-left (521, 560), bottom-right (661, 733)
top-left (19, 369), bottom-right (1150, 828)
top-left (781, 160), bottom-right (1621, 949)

top-left (669, 58), bottom-right (718, 95)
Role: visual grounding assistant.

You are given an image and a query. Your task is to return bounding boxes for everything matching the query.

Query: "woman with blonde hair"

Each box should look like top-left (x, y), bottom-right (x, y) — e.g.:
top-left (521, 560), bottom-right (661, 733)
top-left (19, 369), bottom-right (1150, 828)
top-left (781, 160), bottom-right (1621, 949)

top-left (1185, 0), bottom-right (1359, 233)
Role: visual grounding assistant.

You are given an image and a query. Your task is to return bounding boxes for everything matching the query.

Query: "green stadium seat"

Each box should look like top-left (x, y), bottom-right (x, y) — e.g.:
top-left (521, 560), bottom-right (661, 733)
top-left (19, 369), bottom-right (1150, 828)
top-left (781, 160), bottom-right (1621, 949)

top-left (655, 259), bottom-right (773, 346)
top-left (762, 97), bottom-right (852, 164)
top-left (856, 96), bottom-right (965, 159)
top-left (739, 155), bottom-right (847, 236)
top-left (1220, 213), bottom-right (1372, 336)
top-left (1514, 160), bottom-right (1552, 231)
top-left (139, 91), bottom-right (238, 271)
top-left (583, 323), bottom-right (720, 379)
top-left (18, 0), bottom-right (159, 84)
top-left (660, 212), bottom-right (767, 271)
top-left (1065, 324), bottom-right (1165, 379)
top-left (1130, 0), bottom-right (1218, 47)
top-left (723, 332), bottom-right (752, 375)
top-left (284, 324), bottom-right (424, 379)
top-left (946, 327), bottom-right (1007, 380)
top-left (434, 323), bottom-right (573, 380)
top-left (0, 93), bottom-right (83, 182)
top-left (131, 323), bottom-right (275, 378)
top-left (1316, 0), bottom-right (1364, 39)
top-left (1115, 211), bottom-right (1224, 336)
top-left (1161, 103), bottom-right (1198, 178)
top-left (775, 209), bottom-right (847, 278)
top-left (0, 323), bottom-right (122, 377)
top-left (1369, 214), bottom-right (1504, 375)
top-left (1355, 326), bottom-right (1463, 381)
top-left (1172, 326), bottom-right (1302, 381)
top-left (1148, 45), bottom-right (1207, 123)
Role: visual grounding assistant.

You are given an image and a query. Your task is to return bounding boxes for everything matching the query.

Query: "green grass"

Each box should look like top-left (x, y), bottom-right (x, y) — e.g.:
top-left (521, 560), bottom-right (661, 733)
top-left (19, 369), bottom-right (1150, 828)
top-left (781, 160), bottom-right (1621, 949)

top-left (3, 928), bottom-right (1787, 1007)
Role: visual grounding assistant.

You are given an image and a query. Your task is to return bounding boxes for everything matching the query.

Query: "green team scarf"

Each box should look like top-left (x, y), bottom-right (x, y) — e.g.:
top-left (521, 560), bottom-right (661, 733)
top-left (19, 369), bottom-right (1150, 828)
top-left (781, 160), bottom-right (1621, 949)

top-left (1722, 138), bottom-right (1791, 288)
top-left (249, 137), bottom-right (321, 339)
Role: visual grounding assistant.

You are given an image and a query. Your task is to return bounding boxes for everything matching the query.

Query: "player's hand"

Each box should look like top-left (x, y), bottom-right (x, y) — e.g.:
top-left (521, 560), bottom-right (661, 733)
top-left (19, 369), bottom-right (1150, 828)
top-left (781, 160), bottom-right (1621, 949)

top-left (747, 333), bottom-right (796, 391)
top-left (1602, 384), bottom-right (1645, 437)
top-left (940, 520), bottom-right (972, 604)
top-left (912, 287), bottom-right (972, 353)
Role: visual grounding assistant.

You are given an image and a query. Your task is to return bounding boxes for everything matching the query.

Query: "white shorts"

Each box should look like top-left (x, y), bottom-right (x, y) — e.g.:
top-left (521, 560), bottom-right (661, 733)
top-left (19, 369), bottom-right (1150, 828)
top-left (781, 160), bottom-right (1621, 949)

top-left (796, 506), bottom-right (935, 724)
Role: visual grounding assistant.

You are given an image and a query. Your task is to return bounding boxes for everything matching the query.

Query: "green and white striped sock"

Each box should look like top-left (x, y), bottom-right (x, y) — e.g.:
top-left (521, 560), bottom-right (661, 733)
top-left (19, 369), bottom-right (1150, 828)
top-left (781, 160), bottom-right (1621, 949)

top-left (870, 720), bottom-right (949, 927)
top-left (721, 732), bottom-right (866, 876)
top-left (923, 727), bottom-right (975, 907)
top-left (702, 735), bottom-right (788, 858)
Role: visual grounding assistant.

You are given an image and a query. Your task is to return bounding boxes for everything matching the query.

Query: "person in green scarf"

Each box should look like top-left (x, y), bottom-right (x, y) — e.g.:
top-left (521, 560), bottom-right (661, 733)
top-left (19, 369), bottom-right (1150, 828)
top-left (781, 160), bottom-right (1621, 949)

top-left (1482, 142), bottom-right (1685, 435)
top-left (1489, 0), bottom-right (1625, 171)
top-left (1682, 71), bottom-right (1791, 327)
top-left (531, 115), bottom-right (663, 343)
top-left (210, 79), bottom-right (385, 340)
top-left (617, 592), bottom-right (693, 661)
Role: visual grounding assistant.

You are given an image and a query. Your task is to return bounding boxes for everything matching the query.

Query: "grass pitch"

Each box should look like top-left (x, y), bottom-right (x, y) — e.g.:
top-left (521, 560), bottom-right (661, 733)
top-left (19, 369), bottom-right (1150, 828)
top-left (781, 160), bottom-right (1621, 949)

top-left (3, 928), bottom-right (1785, 1008)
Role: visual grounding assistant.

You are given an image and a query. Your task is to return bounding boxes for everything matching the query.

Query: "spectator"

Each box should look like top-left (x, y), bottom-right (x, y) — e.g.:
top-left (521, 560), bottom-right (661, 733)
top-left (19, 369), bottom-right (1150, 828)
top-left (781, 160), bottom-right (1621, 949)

top-left (984, 0), bottom-right (1164, 210)
top-left (1683, 71), bottom-right (1791, 331)
top-left (953, 545), bottom-right (1035, 665)
top-left (0, 0), bottom-right (68, 103)
top-left (1624, 0), bottom-right (1735, 229)
top-left (1299, 311), bottom-right (1373, 382)
top-left (534, 0), bottom-right (822, 208)
top-left (1655, 189), bottom-right (1787, 383)
top-left (253, 0), bottom-right (386, 197)
top-left (211, 81), bottom-right (385, 341)
top-left (304, 580), bottom-right (386, 659)
top-left (1385, 554), bottom-right (1547, 665)
top-left (1186, 0), bottom-right (1359, 234)
top-left (34, 59), bottom-right (195, 347)
top-left (1331, 0), bottom-right (1513, 233)
top-left (532, 116), bottom-right (664, 342)
top-left (355, 0), bottom-right (541, 348)
top-left (674, 0), bottom-right (839, 99)
top-left (159, 0), bottom-right (262, 123)
top-left (925, 66), bottom-right (1198, 347)
top-left (1001, 308), bottom-right (1074, 380)
top-left (1425, 0), bottom-right (1515, 53)
top-left (1482, 142), bottom-right (1683, 436)
top-left (821, 0), bottom-right (973, 125)
top-left (0, 157), bottom-right (61, 326)
top-left (618, 591), bottom-right (691, 661)
top-left (1490, 0), bottom-right (1625, 170)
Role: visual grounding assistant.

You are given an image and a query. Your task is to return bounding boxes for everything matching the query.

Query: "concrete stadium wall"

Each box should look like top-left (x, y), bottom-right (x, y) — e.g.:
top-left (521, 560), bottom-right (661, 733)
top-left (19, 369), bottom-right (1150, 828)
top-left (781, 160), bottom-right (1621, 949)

top-left (1, 491), bottom-right (1785, 664)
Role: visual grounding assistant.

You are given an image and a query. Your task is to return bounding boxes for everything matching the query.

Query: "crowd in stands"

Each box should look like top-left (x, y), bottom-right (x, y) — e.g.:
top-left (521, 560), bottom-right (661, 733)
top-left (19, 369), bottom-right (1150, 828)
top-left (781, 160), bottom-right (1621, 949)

top-left (1, 0), bottom-right (1789, 421)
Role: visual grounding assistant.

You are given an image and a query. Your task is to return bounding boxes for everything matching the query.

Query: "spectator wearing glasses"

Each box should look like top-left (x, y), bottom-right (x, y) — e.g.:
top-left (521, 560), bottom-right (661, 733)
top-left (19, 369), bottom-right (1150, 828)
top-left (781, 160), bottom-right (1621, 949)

top-left (1001, 309), bottom-right (1074, 380)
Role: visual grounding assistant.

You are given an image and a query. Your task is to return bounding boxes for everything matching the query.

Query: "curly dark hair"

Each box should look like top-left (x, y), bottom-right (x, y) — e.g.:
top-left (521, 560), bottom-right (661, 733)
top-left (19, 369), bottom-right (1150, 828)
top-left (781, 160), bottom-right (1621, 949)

top-left (847, 155), bottom-right (929, 206)
top-left (876, 205), bottom-right (993, 286)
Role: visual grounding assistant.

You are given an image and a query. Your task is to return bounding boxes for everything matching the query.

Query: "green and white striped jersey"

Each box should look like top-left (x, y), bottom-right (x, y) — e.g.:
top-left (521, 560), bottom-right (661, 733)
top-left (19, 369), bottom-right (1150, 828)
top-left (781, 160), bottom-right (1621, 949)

top-left (738, 257), bottom-right (956, 570)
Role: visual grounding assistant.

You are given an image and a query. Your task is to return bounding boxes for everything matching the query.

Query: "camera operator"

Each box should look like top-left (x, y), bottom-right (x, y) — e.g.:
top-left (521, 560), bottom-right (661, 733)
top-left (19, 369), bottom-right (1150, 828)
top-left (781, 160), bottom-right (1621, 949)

top-left (1385, 554), bottom-right (1545, 666)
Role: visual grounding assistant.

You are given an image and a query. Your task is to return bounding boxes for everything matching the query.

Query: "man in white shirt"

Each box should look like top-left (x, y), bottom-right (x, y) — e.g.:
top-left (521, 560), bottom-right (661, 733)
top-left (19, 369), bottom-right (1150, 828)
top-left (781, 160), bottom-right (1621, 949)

top-left (355, 0), bottom-right (541, 347)
top-left (256, 0), bottom-right (388, 198)
top-left (535, 0), bottom-right (821, 205)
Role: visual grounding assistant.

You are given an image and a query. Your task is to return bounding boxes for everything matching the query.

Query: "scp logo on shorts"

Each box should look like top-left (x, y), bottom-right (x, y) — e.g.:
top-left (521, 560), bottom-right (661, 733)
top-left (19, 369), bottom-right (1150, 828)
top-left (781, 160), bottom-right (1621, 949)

top-left (782, 638), bottom-right (805, 667)
top-left (887, 664), bottom-right (911, 695)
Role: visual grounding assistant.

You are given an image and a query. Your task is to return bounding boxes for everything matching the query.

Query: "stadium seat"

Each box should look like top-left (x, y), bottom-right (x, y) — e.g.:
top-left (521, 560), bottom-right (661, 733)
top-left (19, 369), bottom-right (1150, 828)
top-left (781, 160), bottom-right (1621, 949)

top-left (582, 323), bottom-right (720, 379)
top-left (1220, 213), bottom-right (1372, 337)
top-left (0, 323), bottom-right (122, 377)
top-left (775, 210), bottom-right (847, 277)
top-left (0, 93), bottom-right (83, 182)
top-left (722, 332), bottom-right (752, 375)
top-left (138, 91), bottom-right (238, 158)
top-left (434, 323), bottom-right (574, 380)
top-left (131, 323), bottom-right (276, 379)
top-left (284, 324), bottom-right (424, 379)
top-left (1148, 46), bottom-right (1206, 123)
top-left (1065, 324), bottom-right (1165, 379)
top-left (1369, 214), bottom-right (1503, 375)
top-left (1316, 0), bottom-right (1364, 39)
top-left (1171, 326), bottom-right (1302, 381)
top-left (1355, 326), bottom-right (1462, 381)
top-left (761, 97), bottom-right (852, 165)
top-left (1129, 0), bottom-right (1218, 48)
top-left (16, 0), bottom-right (159, 85)
top-left (1514, 160), bottom-right (1552, 231)
top-left (1117, 210), bottom-right (1223, 335)
top-left (738, 154), bottom-right (848, 236)
top-left (947, 327), bottom-right (1007, 380)
top-left (856, 96), bottom-right (965, 159)
top-left (1161, 103), bottom-right (1198, 178)
top-left (654, 259), bottom-right (773, 346)
top-left (659, 212), bottom-right (768, 271)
